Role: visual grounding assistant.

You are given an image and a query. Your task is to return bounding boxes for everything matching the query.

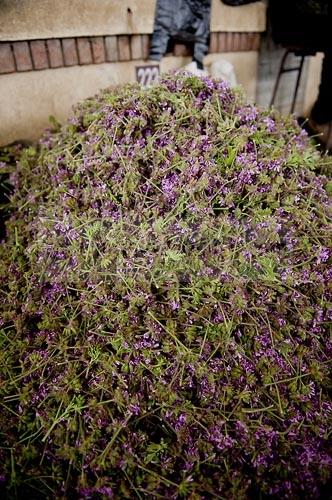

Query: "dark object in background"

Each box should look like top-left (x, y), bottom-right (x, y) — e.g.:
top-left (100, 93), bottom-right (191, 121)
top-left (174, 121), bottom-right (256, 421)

top-left (270, 0), bottom-right (330, 52)
top-left (221, 0), bottom-right (260, 5)
top-left (270, 0), bottom-right (331, 150)
top-left (309, 48), bottom-right (332, 151)
top-left (149, 0), bottom-right (211, 68)
top-left (0, 143), bottom-right (26, 240)
top-left (311, 49), bottom-right (332, 124)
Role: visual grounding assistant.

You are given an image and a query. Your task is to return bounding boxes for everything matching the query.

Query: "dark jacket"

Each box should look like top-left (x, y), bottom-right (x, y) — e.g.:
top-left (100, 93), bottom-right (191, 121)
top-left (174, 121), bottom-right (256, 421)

top-left (149, 0), bottom-right (211, 66)
top-left (221, 0), bottom-right (260, 5)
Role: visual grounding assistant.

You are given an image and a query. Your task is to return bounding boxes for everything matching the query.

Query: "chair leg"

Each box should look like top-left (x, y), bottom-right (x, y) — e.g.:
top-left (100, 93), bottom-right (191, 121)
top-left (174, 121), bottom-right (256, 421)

top-left (290, 54), bottom-right (305, 114)
top-left (270, 49), bottom-right (307, 114)
top-left (270, 49), bottom-right (290, 108)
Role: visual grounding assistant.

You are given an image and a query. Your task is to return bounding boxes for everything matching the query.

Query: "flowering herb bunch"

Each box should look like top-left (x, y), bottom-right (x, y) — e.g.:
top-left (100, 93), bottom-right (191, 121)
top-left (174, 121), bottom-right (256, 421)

top-left (0, 74), bottom-right (331, 499)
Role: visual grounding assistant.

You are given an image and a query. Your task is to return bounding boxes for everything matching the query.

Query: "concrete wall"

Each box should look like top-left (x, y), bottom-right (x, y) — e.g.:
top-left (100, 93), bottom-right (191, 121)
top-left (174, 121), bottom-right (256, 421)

top-left (302, 53), bottom-right (323, 117)
top-left (0, 0), bottom-right (266, 40)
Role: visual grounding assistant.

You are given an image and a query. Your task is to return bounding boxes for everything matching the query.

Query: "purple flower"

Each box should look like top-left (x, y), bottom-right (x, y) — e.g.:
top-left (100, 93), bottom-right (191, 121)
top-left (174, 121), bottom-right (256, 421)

top-left (317, 247), bottom-right (330, 263)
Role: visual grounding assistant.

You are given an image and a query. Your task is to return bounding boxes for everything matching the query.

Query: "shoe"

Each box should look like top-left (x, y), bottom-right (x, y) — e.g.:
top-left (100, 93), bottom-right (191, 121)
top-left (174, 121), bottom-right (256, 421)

top-left (307, 117), bottom-right (332, 152)
top-left (182, 61), bottom-right (208, 77)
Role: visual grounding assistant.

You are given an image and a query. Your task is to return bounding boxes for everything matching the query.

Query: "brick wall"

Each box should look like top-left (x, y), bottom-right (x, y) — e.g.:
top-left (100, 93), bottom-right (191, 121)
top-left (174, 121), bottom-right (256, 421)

top-left (0, 33), bottom-right (261, 75)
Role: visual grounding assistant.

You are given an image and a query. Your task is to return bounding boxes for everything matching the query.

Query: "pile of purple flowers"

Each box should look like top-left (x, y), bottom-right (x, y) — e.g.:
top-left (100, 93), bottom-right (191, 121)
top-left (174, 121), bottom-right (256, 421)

top-left (0, 74), bottom-right (331, 499)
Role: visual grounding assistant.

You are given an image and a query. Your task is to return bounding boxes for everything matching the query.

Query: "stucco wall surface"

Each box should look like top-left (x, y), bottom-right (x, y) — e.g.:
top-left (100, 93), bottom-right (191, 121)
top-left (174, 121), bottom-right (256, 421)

top-left (0, 52), bottom-right (258, 146)
top-left (0, 0), bottom-right (266, 41)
